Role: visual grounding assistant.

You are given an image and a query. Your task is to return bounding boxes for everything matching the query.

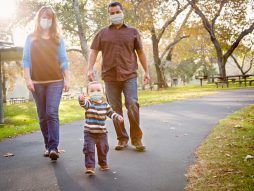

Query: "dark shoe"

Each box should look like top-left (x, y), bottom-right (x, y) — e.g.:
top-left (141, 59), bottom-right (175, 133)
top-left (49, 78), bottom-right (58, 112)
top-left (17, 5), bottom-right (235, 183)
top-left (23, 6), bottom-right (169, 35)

top-left (132, 140), bottom-right (146, 152)
top-left (43, 149), bottom-right (49, 157)
top-left (115, 140), bottom-right (128, 150)
top-left (49, 150), bottom-right (59, 160)
top-left (85, 167), bottom-right (95, 175)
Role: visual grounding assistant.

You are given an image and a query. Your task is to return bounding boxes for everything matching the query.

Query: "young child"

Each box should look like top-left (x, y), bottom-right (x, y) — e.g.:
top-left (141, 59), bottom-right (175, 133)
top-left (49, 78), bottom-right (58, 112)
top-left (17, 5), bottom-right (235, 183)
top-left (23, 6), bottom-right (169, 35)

top-left (79, 81), bottom-right (124, 175)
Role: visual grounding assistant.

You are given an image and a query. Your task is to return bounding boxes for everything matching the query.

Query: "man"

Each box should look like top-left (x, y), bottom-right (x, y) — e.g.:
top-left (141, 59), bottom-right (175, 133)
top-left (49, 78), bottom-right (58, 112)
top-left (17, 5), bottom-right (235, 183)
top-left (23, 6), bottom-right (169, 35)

top-left (87, 1), bottom-right (150, 152)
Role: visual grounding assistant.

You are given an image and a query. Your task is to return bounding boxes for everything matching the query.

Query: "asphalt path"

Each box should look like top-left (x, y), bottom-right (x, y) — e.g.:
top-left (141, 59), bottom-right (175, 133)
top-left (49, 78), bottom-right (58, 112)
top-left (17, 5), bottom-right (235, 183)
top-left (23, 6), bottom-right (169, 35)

top-left (0, 89), bottom-right (254, 191)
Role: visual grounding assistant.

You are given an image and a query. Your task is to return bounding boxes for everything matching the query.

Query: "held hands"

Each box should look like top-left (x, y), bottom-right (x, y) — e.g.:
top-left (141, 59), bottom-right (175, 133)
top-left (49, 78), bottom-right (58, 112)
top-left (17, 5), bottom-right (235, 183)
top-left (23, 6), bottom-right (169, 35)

top-left (26, 79), bottom-right (35, 92)
top-left (117, 115), bottom-right (124, 123)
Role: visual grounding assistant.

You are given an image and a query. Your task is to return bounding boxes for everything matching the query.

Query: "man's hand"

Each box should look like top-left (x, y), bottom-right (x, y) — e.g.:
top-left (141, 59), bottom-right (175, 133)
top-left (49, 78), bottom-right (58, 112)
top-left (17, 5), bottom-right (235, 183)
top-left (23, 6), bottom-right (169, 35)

top-left (87, 69), bottom-right (95, 82)
top-left (26, 79), bottom-right (35, 92)
top-left (144, 72), bottom-right (150, 85)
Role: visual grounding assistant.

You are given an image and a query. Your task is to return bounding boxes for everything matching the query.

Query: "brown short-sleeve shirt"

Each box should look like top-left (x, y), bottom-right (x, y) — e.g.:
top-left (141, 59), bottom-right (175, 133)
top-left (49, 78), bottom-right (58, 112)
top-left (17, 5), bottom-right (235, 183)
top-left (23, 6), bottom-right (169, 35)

top-left (91, 24), bottom-right (143, 81)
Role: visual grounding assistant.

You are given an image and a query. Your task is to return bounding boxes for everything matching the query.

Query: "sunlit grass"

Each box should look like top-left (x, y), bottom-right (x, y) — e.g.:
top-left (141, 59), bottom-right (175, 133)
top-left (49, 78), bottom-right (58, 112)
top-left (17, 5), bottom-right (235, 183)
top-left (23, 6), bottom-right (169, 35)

top-left (185, 104), bottom-right (254, 191)
top-left (0, 83), bottom-right (253, 140)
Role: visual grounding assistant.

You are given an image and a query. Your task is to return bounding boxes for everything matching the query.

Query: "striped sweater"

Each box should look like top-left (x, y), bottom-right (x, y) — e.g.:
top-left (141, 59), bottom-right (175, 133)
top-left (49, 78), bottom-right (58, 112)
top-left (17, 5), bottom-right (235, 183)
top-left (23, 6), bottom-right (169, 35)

top-left (79, 98), bottom-right (119, 133)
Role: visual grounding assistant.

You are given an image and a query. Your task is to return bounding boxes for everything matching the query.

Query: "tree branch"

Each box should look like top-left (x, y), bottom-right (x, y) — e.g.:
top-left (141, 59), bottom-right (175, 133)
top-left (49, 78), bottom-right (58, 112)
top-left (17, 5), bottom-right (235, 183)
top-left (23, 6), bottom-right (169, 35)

top-left (157, 2), bottom-right (189, 42)
top-left (160, 35), bottom-right (189, 61)
top-left (224, 22), bottom-right (254, 60)
top-left (211, 0), bottom-right (226, 29)
top-left (187, 0), bottom-right (223, 59)
top-left (231, 54), bottom-right (244, 74)
top-left (176, 7), bottom-right (193, 39)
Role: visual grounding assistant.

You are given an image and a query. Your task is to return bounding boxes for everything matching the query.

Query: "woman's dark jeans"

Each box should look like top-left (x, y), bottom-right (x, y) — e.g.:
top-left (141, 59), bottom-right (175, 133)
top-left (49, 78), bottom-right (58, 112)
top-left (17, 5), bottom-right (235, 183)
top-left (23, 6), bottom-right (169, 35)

top-left (32, 81), bottom-right (64, 152)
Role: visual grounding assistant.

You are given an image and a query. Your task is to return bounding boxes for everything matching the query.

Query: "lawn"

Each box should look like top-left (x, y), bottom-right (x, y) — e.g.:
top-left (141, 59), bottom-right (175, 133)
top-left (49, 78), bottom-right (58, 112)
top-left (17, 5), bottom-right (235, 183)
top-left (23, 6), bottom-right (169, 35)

top-left (185, 104), bottom-right (254, 191)
top-left (0, 83), bottom-right (252, 140)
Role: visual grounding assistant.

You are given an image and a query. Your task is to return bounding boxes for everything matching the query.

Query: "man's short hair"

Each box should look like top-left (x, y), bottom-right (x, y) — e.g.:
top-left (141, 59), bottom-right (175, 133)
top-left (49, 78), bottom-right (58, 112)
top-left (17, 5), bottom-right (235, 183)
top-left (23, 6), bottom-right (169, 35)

top-left (108, 2), bottom-right (123, 10)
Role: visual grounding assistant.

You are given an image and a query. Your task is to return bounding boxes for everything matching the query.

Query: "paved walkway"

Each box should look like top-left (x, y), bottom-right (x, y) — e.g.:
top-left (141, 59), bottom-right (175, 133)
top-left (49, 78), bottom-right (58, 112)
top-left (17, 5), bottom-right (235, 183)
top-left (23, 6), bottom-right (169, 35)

top-left (1, 89), bottom-right (254, 191)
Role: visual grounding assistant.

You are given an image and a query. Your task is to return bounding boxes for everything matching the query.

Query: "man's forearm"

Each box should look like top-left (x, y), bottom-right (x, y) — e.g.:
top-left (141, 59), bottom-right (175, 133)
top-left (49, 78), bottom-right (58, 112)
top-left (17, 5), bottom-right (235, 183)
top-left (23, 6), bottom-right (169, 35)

top-left (88, 50), bottom-right (99, 71)
top-left (137, 50), bottom-right (149, 73)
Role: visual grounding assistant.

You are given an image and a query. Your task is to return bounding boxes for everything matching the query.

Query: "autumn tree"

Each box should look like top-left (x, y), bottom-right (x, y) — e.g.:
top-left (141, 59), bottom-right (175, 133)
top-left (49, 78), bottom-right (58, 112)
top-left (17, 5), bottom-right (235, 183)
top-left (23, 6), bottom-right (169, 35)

top-left (230, 42), bottom-right (254, 75)
top-left (187, 0), bottom-right (254, 79)
top-left (129, 0), bottom-right (191, 87)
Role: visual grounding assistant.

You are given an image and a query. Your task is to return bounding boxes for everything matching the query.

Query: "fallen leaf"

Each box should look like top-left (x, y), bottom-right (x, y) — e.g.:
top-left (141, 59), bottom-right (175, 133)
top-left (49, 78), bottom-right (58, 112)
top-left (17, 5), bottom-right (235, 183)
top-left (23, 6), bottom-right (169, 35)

top-left (234, 124), bottom-right (242, 128)
top-left (244, 155), bottom-right (254, 161)
top-left (3, 153), bottom-right (14, 157)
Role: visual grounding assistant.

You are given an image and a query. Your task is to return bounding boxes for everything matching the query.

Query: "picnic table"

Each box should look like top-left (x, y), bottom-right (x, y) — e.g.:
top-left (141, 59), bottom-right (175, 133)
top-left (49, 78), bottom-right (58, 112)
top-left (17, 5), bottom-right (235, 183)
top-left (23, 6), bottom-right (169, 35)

top-left (195, 75), bottom-right (208, 87)
top-left (211, 74), bottom-right (254, 88)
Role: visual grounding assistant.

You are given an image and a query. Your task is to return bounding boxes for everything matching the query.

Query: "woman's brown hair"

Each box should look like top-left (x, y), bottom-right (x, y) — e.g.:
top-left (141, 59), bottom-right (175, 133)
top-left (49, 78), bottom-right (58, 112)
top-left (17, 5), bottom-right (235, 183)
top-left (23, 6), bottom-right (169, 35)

top-left (32, 6), bottom-right (61, 44)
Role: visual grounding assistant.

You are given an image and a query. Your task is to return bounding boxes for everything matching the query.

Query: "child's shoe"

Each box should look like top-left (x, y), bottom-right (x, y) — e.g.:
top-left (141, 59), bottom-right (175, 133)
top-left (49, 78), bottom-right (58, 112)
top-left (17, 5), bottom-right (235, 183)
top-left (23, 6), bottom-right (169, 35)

top-left (100, 165), bottom-right (110, 171)
top-left (85, 167), bottom-right (95, 175)
top-left (43, 149), bottom-right (49, 157)
top-left (49, 150), bottom-right (59, 160)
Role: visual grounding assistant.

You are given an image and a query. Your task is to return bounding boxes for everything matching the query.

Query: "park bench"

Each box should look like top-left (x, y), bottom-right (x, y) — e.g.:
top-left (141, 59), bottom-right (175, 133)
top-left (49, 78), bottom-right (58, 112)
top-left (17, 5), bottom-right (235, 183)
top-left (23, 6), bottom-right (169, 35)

top-left (215, 80), bottom-right (229, 88)
top-left (8, 97), bottom-right (28, 104)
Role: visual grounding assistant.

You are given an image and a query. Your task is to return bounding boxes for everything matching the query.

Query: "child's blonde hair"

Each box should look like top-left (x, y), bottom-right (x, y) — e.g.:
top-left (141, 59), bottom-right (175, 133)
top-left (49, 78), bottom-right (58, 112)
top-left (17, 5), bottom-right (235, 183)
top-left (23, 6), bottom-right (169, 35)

top-left (87, 81), bottom-right (104, 94)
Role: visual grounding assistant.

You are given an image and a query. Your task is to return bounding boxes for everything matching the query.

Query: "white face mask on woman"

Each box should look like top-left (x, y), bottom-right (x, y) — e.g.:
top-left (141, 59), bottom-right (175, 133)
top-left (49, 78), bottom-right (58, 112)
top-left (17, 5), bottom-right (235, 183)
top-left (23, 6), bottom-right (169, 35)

top-left (109, 12), bottom-right (124, 25)
top-left (40, 18), bottom-right (52, 30)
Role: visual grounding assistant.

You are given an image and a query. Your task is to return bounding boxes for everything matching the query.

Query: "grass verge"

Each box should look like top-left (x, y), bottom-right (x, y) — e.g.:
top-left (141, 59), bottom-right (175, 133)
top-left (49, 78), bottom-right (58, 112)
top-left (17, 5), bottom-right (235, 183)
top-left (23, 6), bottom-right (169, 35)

top-left (185, 104), bottom-right (254, 191)
top-left (0, 84), bottom-right (252, 140)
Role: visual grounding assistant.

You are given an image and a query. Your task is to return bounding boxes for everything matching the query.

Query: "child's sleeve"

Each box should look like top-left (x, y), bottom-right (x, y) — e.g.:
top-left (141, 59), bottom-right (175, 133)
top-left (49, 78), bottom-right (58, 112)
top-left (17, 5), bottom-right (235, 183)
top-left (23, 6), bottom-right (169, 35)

top-left (106, 104), bottom-right (119, 120)
top-left (78, 97), bottom-right (90, 109)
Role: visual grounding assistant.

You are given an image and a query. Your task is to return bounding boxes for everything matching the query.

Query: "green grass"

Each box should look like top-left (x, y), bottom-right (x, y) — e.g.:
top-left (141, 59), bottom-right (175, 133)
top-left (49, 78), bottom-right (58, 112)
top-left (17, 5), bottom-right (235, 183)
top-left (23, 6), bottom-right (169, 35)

top-left (185, 104), bottom-right (254, 191)
top-left (0, 83), bottom-right (253, 140)
top-left (0, 100), bottom-right (84, 140)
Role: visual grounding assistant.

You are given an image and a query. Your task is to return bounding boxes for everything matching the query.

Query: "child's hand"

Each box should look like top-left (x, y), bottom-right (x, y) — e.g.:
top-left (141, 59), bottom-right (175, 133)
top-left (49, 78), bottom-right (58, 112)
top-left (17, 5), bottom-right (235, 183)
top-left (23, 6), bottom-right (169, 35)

top-left (79, 93), bottom-right (87, 101)
top-left (117, 115), bottom-right (124, 123)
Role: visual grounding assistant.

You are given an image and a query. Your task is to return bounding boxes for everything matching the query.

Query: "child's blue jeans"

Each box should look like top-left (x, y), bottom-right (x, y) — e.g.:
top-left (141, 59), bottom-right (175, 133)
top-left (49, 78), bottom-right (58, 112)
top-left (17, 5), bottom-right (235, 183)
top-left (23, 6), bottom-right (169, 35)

top-left (83, 132), bottom-right (109, 168)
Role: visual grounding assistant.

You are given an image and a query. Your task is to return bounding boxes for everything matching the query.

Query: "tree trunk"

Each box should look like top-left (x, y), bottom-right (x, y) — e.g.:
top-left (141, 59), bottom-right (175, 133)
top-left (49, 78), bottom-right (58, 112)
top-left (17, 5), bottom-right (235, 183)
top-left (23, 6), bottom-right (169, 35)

top-left (72, 0), bottom-right (89, 62)
top-left (2, 62), bottom-right (6, 103)
top-left (217, 56), bottom-right (226, 80)
top-left (0, 59), bottom-right (4, 124)
top-left (151, 34), bottom-right (168, 88)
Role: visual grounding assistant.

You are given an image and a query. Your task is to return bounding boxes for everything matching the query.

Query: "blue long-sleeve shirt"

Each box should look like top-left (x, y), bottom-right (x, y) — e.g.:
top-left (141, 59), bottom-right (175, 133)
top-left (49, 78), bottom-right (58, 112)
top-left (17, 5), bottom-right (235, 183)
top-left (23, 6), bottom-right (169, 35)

top-left (22, 35), bottom-right (69, 71)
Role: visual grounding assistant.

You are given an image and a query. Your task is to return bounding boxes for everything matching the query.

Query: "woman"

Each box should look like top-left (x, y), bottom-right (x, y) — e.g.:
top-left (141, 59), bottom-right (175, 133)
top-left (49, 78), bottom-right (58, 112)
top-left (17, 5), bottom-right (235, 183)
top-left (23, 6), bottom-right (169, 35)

top-left (22, 6), bottom-right (70, 161)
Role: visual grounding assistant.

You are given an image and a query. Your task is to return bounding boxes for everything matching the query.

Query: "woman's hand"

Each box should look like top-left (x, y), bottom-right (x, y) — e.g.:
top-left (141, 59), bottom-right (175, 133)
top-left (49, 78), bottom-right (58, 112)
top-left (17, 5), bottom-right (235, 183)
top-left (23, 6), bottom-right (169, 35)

top-left (64, 79), bottom-right (70, 92)
top-left (26, 79), bottom-right (35, 92)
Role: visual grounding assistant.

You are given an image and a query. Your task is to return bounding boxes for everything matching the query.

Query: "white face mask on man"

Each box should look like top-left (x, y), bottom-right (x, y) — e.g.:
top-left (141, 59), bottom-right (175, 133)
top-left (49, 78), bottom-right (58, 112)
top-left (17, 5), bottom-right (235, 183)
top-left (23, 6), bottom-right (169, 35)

top-left (109, 12), bottom-right (124, 25)
top-left (40, 18), bottom-right (52, 30)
